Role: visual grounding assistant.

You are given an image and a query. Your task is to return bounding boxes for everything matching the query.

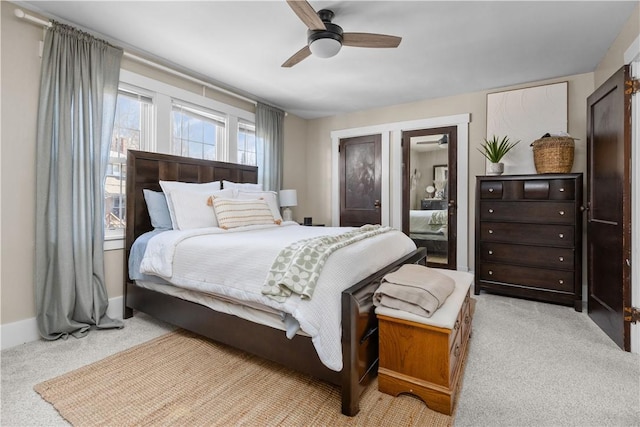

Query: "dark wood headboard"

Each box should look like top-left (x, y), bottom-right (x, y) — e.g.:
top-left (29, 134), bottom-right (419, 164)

top-left (124, 149), bottom-right (258, 281)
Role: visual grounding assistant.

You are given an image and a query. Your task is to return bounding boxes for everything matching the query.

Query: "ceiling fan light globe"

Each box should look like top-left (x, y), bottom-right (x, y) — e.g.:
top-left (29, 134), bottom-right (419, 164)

top-left (309, 38), bottom-right (342, 58)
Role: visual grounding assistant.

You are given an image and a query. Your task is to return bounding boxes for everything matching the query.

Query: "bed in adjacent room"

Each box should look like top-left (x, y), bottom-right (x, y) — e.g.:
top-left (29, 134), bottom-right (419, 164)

top-left (409, 209), bottom-right (448, 255)
top-left (123, 150), bottom-right (425, 416)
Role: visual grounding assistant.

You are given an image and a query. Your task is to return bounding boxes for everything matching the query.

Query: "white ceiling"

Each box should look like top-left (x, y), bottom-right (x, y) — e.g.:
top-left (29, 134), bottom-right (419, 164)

top-left (16, 1), bottom-right (638, 119)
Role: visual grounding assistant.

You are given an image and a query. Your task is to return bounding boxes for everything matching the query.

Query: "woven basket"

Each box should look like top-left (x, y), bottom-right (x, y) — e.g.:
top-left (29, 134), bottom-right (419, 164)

top-left (531, 136), bottom-right (575, 174)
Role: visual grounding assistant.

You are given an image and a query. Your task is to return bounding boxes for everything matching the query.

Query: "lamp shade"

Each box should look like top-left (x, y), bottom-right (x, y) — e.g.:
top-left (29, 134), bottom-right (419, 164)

top-left (279, 189), bottom-right (298, 207)
top-left (309, 38), bottom-right (342, 58)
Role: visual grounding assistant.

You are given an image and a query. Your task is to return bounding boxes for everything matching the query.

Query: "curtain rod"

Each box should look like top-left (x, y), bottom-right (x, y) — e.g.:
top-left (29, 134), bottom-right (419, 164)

top-left (14, 7), bottom-right (259, 107)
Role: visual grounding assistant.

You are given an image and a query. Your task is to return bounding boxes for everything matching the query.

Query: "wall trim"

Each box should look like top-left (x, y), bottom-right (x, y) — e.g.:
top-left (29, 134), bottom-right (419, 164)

top-left (330, 113), bottom-right (470, 271)
top-left (0, 296), bottom-right (124, 351)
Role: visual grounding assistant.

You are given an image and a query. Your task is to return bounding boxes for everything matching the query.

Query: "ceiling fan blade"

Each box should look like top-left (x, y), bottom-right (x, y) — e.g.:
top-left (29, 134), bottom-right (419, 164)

top-left (342, 33), bottom-right (402, 48)
top-left (286, 0), bottom-right (326, 30)
top-left (281, 45), bottom-right (312, 68)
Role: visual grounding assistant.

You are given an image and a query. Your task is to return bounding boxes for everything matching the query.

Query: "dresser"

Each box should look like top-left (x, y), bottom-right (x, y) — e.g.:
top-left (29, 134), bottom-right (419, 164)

top-left (475, 174), bottom-right (583, 311)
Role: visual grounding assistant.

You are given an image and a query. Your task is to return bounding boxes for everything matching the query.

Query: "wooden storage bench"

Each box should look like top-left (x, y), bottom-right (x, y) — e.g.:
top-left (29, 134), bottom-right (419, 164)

top-left (376, 270), bottom-right (474, 415)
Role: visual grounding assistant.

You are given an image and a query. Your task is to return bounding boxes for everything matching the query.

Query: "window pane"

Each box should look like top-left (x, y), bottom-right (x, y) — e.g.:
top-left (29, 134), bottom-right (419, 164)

top-left (203, 144), bottom-right (216, 160)
top-left (237, 121), bottom-right (256, 166)
top-left (106, 90), bottom-right (152, 235)
top-left (189, 119), bottom-right (204, 143)
top-left (171, 102), bottom-right (225, 161)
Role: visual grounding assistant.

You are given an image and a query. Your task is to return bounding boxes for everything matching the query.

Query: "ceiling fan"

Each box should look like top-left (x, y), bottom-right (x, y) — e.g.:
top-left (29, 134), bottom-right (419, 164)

top-left (282, 0), bottom-right (402, 68)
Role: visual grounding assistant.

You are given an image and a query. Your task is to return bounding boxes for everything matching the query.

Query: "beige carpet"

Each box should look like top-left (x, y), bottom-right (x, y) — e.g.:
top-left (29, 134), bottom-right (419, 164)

top-left (35, 330), bottom-right (452, 426)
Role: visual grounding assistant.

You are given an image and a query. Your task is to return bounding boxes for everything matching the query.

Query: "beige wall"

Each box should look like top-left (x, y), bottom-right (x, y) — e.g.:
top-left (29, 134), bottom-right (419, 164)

top-left (1, 1), bottom-right (42, 324)
top-left (1, 1), bottom-right (638, 326)
top-left (304, 73), bottom-right (595, 272)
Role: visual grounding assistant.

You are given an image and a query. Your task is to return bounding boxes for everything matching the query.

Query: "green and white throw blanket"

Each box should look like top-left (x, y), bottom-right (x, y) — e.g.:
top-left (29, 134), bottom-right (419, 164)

top-left (262, 224), bottom-right (392, 302)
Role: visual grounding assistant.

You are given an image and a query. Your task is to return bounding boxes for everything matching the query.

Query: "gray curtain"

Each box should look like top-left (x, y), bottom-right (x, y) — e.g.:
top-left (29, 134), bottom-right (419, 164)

top-left (256, 102), bottom-right (285, 191)
top-left (35, 22), bottom-right (123, 339)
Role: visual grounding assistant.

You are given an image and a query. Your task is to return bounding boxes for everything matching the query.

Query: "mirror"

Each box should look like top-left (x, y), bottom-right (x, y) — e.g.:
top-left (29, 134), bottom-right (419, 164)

top-left (408, 134), bottom-right (449, 265)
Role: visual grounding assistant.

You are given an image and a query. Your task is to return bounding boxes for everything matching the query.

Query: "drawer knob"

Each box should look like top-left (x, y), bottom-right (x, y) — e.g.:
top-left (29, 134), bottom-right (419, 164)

top-left (559, 233), bottom-right (564, 239)
top-left (559, 210), bottom-right (565, 216)
top-left (559, 256), bottom-right (564, 262)
top-left (488, 208), bottom-right (494, 213)
top-left (559, 279), bottom-right (564, 284)
top-left (488, 188), bottom-right (494, 193)
top-left (488, 250), bottom-right (493, 255)
top-left (488, 270), bottom-right (493, 275)
top-left (559, 188), bottom-right (565, 192)
top-left (488, 229), bottom-right (494, 234)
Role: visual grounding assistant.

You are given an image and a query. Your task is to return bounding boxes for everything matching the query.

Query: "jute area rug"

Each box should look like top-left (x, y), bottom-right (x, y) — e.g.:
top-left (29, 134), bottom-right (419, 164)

top-left (35, 330), bottom-right (452, 426)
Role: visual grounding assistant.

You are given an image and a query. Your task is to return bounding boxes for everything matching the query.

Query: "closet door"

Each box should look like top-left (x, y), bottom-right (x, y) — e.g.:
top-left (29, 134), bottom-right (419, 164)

top-left (402, 126), bottom-right (457, 269)
top-left (339, 134), bottom-right (382, 227)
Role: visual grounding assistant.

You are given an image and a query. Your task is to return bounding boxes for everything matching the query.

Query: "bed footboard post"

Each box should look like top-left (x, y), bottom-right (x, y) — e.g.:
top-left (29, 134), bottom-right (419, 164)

top-left (340, 247), bottom-right (426, 416)
top-left (341, 289), bottom-right (363, 416)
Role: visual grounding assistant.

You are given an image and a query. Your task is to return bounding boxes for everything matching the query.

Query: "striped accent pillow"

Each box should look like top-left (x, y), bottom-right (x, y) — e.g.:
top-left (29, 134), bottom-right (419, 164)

top-left (211, 197), bottom-right (280, 229)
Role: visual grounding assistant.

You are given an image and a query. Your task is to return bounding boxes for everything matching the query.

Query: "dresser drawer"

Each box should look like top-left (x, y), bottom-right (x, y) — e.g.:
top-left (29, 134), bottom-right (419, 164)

top-left (521, 179), bottom-right (576, 200)
top-left (480, 242), bottom-right (575, 270)
top-left (549, 179), bottom-right (575, 200)
top-left (480, 222), bottom-right (574, 247)
top-left (480, 181), bottom-right (503, 199)
top-left (479, 263), bottom-right (574, 292)
top-left (479, 201), bottom-right (575, 223)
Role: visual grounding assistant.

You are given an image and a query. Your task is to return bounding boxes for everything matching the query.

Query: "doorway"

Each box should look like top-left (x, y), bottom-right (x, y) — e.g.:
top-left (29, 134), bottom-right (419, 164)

top-left (402, 126), bottom-right (457, 269)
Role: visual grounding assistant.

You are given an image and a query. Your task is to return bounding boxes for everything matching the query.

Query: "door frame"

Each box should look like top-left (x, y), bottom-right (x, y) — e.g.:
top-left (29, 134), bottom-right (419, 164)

top-left (624, 36), bottom-right (639, 354)
top-left (331, 113), bottom-right (470, 271)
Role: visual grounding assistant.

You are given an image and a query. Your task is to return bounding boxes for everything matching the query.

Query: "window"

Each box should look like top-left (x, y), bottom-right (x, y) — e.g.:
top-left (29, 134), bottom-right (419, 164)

top-left (171, 102), bottom-right (225, 161)
top-left (105, 89), bottom-right (153, 239)
top-left (104, 70), bottom-right (258, 245)
top-left (237, 121), bottom-right (257, 166)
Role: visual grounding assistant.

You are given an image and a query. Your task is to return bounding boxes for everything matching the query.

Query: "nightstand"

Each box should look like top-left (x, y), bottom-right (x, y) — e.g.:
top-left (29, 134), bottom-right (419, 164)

top-left (421, 199), bottom-right (448, 210)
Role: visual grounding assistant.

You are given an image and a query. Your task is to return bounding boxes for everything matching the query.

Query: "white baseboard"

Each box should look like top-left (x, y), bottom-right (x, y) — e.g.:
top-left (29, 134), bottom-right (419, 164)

top-left (0, 296), bottom-right (124, 351)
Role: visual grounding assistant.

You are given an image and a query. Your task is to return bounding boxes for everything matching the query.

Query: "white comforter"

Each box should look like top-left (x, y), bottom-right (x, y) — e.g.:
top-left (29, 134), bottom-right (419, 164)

top-left (139, 222), bottom-right (417, 371)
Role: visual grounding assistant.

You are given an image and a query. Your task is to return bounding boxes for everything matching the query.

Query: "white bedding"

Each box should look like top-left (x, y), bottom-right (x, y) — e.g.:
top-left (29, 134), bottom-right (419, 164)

top-left (139, 222), bottom-right (417, 371)
top-left (410, 209), bottom-right (447, 234)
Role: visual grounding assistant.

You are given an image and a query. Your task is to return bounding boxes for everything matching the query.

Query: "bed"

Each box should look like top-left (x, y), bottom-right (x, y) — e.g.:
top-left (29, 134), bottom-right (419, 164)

top-left (123, 150), bottom-right (425, 416)
top-left (409, 209), bottom-right (448, 254)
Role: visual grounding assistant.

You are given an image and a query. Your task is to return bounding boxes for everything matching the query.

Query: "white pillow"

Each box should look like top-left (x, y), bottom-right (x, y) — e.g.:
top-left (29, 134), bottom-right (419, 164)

top-left (159, 180), bottom-right (222, 229)
top-left (222, 180), bottom-right (262, 191)
top-left (169, 188), bottom-right (234, 230)
top-left (236, 190), bottom-right (283, 222)
top-left (211, 198), bottom-right (278, 229)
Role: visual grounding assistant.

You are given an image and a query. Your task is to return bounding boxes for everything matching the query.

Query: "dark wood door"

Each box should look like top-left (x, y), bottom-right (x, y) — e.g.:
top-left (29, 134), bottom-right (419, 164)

top-left (402, 126), bottom-right (457, 269)
top-left (339, 134), bottom-right (382, 226)
top-left (586, 65), bottom-right (632, 351)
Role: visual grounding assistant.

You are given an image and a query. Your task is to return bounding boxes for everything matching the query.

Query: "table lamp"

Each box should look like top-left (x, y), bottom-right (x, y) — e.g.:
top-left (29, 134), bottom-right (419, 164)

top-left (279, 189), bottom-right (297, 222)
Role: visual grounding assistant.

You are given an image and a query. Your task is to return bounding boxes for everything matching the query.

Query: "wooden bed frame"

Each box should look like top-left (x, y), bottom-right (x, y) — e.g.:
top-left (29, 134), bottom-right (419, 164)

top-left (122, 150), bottom-right (426, 416)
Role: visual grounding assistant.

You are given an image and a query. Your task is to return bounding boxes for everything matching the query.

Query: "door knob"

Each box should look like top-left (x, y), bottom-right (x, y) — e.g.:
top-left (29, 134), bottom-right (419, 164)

top-left (374, 200), bottom-right (381, 208)
top-left (448, 200), bottom-right (455, 208)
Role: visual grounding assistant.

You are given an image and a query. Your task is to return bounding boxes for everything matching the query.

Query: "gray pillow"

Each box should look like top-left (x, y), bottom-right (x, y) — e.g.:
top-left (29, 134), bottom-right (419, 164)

top-left (143, 189), bottom-right (172, 230)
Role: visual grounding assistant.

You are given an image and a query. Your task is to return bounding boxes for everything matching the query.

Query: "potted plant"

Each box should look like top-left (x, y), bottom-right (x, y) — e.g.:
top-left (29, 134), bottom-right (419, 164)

top-left (478, 135), bottom-right (520, 175)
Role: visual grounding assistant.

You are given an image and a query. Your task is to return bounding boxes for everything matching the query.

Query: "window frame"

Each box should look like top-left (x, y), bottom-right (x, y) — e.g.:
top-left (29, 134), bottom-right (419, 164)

top-left (104, 70), bottom-right (256, 250)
